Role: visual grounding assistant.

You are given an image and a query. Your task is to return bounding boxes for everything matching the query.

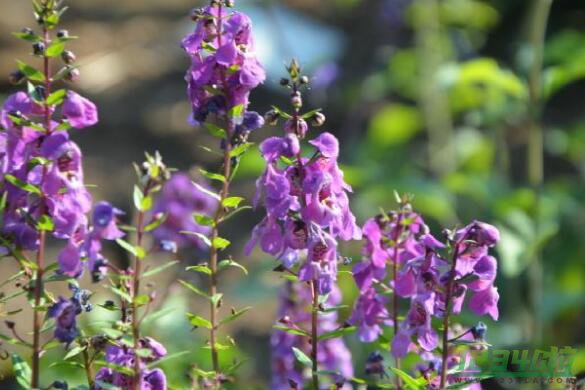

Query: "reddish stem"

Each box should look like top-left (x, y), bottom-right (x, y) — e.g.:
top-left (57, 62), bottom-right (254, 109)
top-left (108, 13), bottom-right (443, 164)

top-left (439, 244), bottom-right (460, 388)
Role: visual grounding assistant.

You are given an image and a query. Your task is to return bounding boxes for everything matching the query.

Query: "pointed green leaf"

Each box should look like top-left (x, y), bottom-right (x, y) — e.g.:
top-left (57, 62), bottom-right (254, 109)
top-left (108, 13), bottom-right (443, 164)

top-left (193, 213), bottom-right (215, 227)
top-left (217, 259), bottom-right (247, 275)
top-left (11, 354), bottom-right (31, 389)
top-left (317, 326), bottom-right (356, 341)
top-left (180, 231), bottom-right (211, 247)
top-left (292, 347), bottom-right (313, 367)
top-left (45, 41), bottom-right (65, 57)
top-left (219, 306), bottom-right (252, 326)
top-left (186, 264), bottom-right (212, 275)
top-left (222, 196), bottom-right (244, 208)
top-left (16, 60), bottom-right (45, 82)
top-left (273, 325), bottom-right (310, 337)
top-left (178, 280), bottom-right (209, 299)
top-left (143, 260), bottom-right (179, 278)
top-left (5, 174), bottom-right (41, 195)
top-left (204, 123), bottom-right (227, 139)
top-left (187, 313), bottom-right (212, 329)
top-left (212, 237), bottom-right (230, 250)
top-left (199, 169), bottom-right (225, 183)
top-left (46, 89), bottom-right (67, 105)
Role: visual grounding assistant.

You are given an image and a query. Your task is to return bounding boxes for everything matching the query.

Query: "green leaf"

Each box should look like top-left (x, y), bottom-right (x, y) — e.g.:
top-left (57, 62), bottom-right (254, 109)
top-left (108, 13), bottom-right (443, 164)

top-left (180, 231), bottom-right (211, 247)
top-left (228, 104), bottom-right (244, 119)
top-left (301, 108), bottom-right (322, 119)
top-left (199, 169), bottom-right (225, 183)
top-left (16, 60), bottom-right (45, 82)
top-left (220, 205), bottom-right (251, 223)
top-left (178, 280), bottom-right (209, 299)
top-left (211, 293), bottom-right (223, 308)
top-left (271, 105), bottom-right (292, 119)
top-left (219, 306), bottom-right (252, 326)
top-left (106, 285), bottom-right (132, 303)
top-left (133, 185), bottom-right (152, 212)
top-left (193, 213), bottom-right (215, 227)
top-left (134, 294), bottom-right (150, 306)
top-left (5, 174), bottom-right (41, 195)
top-left (37, 214), bottom-right (54, 231)
top-left (12, 31), bottom-right (40, 43)
top-left (187, 313), bottom-right (212, 329)
top-left (64, 345), bottom-right (86, 360)
top-left (115, 238), bottom-right (144, 259)
top-left (146, 351), bottom-right (190, 369)
top-left (222, 196), bottom-right (244, 208)
top-left (144, 213), bottom-right (167, 232)
top-left (45, 41), bottom-right (65, 57)
top-left (317, 326), bottom-right (356, 341)
top-left (230, 142), bottom-right (253, 157)
top-left (46, 89), bottom-right (67, 105)
top-left (143, 260), bottom-right (179, 278)
top-left (217, 259), bottom-right (248, 275)
top-left (389, 367), bottom-right (426, 390)
top-left (11, 354), bottom-right (31, 389)
top-left (186, 264), bottom-right (212, 275)
top-left (292, 347), bottom-right (313, 367)
top-left (204, 123), bottom-right (227, 139)
top-left (273, 325), bottom-right (310, 337)
top-left (212, 237), bottom-right (230, 250)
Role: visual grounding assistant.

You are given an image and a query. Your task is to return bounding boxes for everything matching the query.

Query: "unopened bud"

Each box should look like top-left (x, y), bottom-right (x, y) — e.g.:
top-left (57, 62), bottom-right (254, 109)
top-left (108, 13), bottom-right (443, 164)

top-left (64, 66), bottom-right (80, 82)
top-left (4, 321), bottom-right (15, 329)
top-left (35, 85), bottom-right (46, 100)
top-left (225, 0), bottom-right (235, 7)
top-left (279, 78), bottom-right (289, 86)
top-left (290, 91), bottom-right (302, 108)
top-left (310, 112), bottom-right (326, 127)
top-left (56, 29), bottom-right (69, 39)
top-left (189, 7), bottom-right (204, 21)
top-left (21, 27), bottom-right (34, 36)
top-left (264, 109), bottom-right (279, 126)
top-left (299, 75), bottom-right (309, 84)
top-left (32, 42), bottom-right (45, 56)
top-left (8, 70), bottom-right (25, 85)
top-left (61, 50), bottom-right (76, 64)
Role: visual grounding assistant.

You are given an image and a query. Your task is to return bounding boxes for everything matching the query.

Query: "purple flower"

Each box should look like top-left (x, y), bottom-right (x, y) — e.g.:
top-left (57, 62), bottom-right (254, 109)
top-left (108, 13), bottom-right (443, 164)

top-left (469, 285), bottom-right (500, 320)
top-left (92, 338), bottom-right (167, 390)
top-left (62, 91), bottom-right (98, 129)
top-left (93, 201), bottom-right (125, 240)
top-left (150, 172), bottom-right (218, 250)
top-left (48, 297), bottom-right (79, 344)
top-left (348, 287), bottom-right (389, 342)
top-left (182, 5), bottom-right (265, 125)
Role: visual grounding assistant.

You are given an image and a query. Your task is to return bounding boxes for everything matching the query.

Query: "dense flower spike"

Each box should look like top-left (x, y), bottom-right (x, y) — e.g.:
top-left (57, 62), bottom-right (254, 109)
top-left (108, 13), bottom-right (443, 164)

top-left (251, 60), bottom-right (360, 389)
top-left (271, 282), bottom-right (353, 389)
top-left (0, 1), bottom-right (118, 386)
top-left (349, 197), bottom-right (500, 388)
top-left (182, 1), bottom-right (265, 126)
top-left (180, 0), bottom-right (265, 384)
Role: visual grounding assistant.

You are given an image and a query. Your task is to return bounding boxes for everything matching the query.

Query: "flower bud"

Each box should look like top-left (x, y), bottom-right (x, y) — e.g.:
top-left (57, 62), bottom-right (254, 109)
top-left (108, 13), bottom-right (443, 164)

top-left (56, 29), bottom-right (69, 39)
top-left (61, 50), bottom-right (76, 64)
top-left (35, 85), bottom-right (46, 100)
top-left (264, 109), bottom-right (279, 126)
top-left (21, 27), bottom-right (34, 36)
top-left (64, 66), bottom-right (80, 82)
top-left (299, 75), bottom-right (309, 84)
top-left (225, 0), bottom-right (235, 7)
top-left (52, 380), bottom-right (68, 389)
top-left (290, 92), bottom-right (302, 109)
top-left (284, 118), bottom-right (308, 138)
top-left (189, 7), bottom-right (204, 21)
top-left (310, 112), bottom-right (326, 127)
top-left (4, 321), bottom-right (15, 329)
top-left (279, 77), bottom-right (289, 86)
top-left (32, 42), bottom-right (45, 56)
top-left (8, 70), bottom-right (25, 85)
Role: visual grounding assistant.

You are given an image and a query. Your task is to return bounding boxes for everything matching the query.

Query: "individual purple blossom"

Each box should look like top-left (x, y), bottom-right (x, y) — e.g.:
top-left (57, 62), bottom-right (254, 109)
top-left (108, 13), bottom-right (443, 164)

top-left (47, 286), bottom-right (92, 345)
top-left (150, 172), bottom-right (218, 251)
top-left (62, 91), bottom-right (98, 129)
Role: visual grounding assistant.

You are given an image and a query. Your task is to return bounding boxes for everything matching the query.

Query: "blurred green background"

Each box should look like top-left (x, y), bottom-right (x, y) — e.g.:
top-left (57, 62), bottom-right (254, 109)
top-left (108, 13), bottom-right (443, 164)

top-left (0, 0), bottom-right (584, 388)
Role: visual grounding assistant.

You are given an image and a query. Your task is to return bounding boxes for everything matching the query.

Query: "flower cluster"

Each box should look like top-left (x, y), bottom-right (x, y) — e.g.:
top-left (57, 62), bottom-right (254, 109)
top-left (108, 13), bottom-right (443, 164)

top-left (349, 200), bottom-right (500, 385)
top-left (247, 130), bottom-right (361, 294)
top-left (93, 337), bottom-right (167, 389)
top-left (0, 90), bottom-right (99, 254)
top-left (271, 282), bottom-right (353, 389)
top-left (182, 1), bottom-right (265, 135)
top-left (150, 172), bottom-right (217, 252)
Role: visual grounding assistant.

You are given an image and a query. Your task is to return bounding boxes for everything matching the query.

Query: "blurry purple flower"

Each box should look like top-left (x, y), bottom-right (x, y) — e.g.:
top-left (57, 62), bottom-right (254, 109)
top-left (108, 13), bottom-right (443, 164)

top-left (62, 91), bottom-right (98, 129)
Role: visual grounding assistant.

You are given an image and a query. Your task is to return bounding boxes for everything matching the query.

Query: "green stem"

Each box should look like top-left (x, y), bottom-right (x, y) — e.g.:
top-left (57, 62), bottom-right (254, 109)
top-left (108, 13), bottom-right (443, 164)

top-left (414, 0), bottom-right (455, 177)
top-left (526, 0), bottom-right (552, 346)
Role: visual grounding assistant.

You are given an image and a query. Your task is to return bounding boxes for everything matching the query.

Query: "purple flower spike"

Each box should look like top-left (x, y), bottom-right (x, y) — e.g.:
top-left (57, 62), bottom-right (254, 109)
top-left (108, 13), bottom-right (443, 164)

top-left (62, 91), bottom-right (98, 129)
